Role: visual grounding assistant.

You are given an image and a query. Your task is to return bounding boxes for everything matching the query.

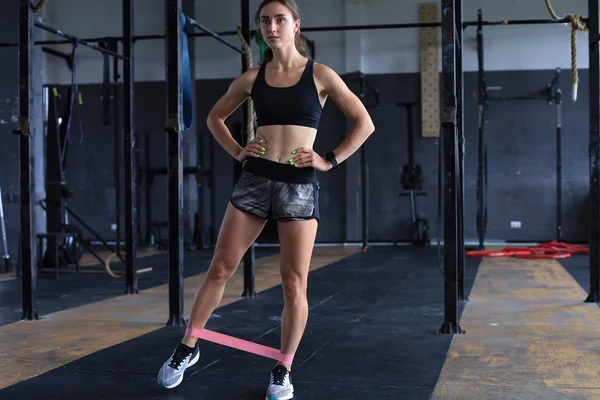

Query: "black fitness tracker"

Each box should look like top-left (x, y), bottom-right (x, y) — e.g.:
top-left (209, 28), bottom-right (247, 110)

top-left (325, 151), bottom-right (339, 169)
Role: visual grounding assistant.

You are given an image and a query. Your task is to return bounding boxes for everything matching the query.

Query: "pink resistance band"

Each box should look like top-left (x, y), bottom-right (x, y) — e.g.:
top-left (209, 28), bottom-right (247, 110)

top-left (186, 327), bottom-right (295, 365)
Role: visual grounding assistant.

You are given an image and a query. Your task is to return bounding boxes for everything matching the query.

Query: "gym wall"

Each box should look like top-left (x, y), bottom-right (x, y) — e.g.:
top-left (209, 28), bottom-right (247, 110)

top-left (1, 0), bottom-right (589, 248)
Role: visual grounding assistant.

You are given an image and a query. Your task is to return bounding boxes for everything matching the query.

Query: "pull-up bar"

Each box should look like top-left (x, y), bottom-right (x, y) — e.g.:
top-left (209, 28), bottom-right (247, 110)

top-left (34, 21), bottom-right (128, 60)
top-left (0, 16), bottom-right (580, 49)
top-left (185, 16), bottom-right (245, 55)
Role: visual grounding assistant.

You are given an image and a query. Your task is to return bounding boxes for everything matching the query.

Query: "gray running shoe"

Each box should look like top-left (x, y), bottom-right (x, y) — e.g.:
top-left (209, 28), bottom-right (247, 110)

top-left (157, 342), bottom-right (200, 389)
top-left (265, 365), bottom-right (294, 400)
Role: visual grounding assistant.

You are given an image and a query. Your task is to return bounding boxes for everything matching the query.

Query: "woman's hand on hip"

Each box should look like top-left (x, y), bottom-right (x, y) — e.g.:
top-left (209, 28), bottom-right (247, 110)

top-left (235, 136), bottom-right (266, 162)
top-left (289, 147), bottom-right (332, 171)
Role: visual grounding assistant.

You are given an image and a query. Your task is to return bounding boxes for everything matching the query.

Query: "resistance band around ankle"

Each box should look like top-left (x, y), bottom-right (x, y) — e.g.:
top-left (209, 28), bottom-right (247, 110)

top-left (186, 327), bottom-right (295, 365)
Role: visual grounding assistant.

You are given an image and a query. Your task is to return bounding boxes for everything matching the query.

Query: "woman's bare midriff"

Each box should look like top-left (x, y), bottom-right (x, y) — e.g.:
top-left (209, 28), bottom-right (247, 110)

top-left (256, 125), bottom-right (317, 164)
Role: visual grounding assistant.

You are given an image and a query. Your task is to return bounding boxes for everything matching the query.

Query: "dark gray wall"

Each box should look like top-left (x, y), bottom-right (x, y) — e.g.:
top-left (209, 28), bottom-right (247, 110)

top-left (1, 68), bottom-right (590, 253)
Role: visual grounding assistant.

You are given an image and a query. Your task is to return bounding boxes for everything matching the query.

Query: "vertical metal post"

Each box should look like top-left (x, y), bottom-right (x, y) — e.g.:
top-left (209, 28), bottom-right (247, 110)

top-left (359, 77), bottom-right (369, 252)
top-left (438, 0), bottom-right (462, 334)
top-left (587, 0), bottom-right (600, 304)
top-left (476, 9), bottom-right (486, 251)
top-left (240, 0), bottom-right (256, 298)
top-left (361, 145), bottom-right (369, 252)
top-left (0, 185), bottom-right (10, 272)
top-left (123, 0), bottom-right (138, 295)
top-left (45, 87), bottom-right (63, 269)
top-left (16, 0), bottom-right (38, 320)
top-left (456, 0), bottom-right (466, 302)
top-left (166, 0), bottom-right (185, 323)
top-left (555, 69), bottom-right (563, 242)
top-left (110, 40), bottom-right (122, 257)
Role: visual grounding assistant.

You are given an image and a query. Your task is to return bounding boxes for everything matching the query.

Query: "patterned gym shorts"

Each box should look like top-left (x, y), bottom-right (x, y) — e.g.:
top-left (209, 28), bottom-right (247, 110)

top-left (230, 157), bottom-right (320, 222)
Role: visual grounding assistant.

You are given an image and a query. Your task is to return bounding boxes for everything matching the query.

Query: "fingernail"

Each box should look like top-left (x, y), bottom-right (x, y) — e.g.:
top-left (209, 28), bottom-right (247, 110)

top-left (291, 150), bottom-right (296, 154)
top-left (256, 154), bottom-right (261, 157)
top-left (289, 159), bottom-right (293, 163)
top-left (259, 139), bottom-right (264, 143)
top-left (261, 151), bottom-right (265, 155)
top-left (262, 147), bottom-right (265, 151)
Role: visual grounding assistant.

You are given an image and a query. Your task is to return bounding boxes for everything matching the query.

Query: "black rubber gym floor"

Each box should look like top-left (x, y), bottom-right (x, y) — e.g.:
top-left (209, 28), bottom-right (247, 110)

top-left (559, 254), bottom-right (593, 298)
top-left (0, 248), bottom-right (278, 326)
top-left (0, 246), bottom-right (481, 399)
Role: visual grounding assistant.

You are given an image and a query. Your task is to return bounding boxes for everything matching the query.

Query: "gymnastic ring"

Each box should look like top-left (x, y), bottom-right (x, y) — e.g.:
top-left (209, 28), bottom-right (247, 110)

top-left (104, 252), bottom-right (124, 278)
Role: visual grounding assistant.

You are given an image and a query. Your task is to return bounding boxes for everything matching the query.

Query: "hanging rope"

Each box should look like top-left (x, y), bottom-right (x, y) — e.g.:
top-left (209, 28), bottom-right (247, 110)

top-left (33, 0), bottom-right (47, 15)
top-left (236, 27), bottom-right (255, 143)
top-left (543, 0), bottom-right (588, 102)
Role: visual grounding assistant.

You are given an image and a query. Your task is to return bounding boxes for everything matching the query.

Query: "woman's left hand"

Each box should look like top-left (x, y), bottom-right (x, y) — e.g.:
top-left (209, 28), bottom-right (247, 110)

top-left (289, 147), bottom-right (332, 171)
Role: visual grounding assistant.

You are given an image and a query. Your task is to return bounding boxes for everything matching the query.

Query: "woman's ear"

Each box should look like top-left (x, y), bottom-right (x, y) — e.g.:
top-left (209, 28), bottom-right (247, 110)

top-left (294, 18), bottom-right (300, 34)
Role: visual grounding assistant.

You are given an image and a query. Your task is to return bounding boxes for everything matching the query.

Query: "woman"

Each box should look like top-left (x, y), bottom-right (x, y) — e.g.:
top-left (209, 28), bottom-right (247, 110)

top-left (158, 0), bottom-right (374, 398)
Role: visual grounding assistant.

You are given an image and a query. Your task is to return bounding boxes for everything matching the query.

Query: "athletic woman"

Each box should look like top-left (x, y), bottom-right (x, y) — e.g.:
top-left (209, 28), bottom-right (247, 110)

top-left (158, 1), bottom-right (374, 398)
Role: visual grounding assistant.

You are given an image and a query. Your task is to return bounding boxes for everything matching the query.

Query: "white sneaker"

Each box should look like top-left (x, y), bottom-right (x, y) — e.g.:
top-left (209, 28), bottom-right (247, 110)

top-left (157, 342), bottom-right (200, 389)
top-left (265, 365), bottom-right (294, 400)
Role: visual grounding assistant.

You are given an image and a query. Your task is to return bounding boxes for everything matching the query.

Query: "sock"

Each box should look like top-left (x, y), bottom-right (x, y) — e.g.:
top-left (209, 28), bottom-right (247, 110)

top-left (179, 342), bottom-right (195, 354)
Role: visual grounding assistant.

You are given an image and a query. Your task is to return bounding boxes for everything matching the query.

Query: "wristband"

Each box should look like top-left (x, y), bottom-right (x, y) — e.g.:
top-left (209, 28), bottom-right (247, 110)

top-left (325, 151), bottom-right (339, 169)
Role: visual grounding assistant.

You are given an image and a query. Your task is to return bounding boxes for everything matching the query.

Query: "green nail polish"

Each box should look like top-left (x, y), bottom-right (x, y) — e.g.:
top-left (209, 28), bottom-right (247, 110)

top-left (256, 154), bottom-right (260, 157)
top-left (291, 150), bottom-right (296, 154)
top-left (289, 159), bottom-right (293, 163)
top-left (259, 139), bottom-right (264, 143)
top-left (262, 147), bottom-right (265, 151)
top-left (261, 151), bottom-right (265, 155)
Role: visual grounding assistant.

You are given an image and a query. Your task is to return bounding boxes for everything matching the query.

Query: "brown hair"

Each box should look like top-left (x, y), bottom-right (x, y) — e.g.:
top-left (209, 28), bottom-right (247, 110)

top-left (254, 0), bottom-right (306, 64)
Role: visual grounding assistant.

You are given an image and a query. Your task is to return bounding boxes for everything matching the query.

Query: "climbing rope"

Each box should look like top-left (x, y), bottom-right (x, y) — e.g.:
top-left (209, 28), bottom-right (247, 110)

top-left (543, 0), bottom-right (588, 102)
top-left (236, 27), bottom-right (255, 143)
top-left (32, 0), bottom-right (47, 15)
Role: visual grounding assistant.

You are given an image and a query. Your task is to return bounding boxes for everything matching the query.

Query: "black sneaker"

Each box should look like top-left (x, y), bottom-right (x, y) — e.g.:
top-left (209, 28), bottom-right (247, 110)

top-left (265, 365), bottom-right (294, 400)
top-left (157, 342), bottom-right (200, 389)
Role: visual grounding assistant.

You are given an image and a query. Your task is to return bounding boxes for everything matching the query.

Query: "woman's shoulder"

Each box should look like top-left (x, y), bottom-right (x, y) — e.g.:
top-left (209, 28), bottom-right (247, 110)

top-left (230, 67), bottom-right (261, 93)
top-left (311, 62), bottom-right (341, 84)
top-left (240, 67), bottom-right (261, 82)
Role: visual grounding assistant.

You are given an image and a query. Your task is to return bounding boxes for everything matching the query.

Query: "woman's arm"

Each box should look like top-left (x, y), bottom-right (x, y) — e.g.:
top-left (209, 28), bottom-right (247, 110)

top-left (206, 70), bottom-right (259, 161)
top-left (317, 64), bottom-right (375, 167)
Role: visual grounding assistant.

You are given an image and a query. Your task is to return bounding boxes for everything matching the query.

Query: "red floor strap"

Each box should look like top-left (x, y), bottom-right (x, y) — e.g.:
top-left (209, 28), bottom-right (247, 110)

top-left (466, 241), bottom-right (589, 259)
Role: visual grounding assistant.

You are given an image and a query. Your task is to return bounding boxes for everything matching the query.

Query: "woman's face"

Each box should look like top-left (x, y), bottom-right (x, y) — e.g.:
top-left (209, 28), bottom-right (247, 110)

top-left (259, 2), bottom-right (299, 50)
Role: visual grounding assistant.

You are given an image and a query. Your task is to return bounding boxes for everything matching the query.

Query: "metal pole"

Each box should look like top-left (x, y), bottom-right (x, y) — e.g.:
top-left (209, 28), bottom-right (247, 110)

top-left (123, 0), bottom-right (138, 295)
top-left (16, 0), bottom-right (38, 320)
top-left (186, 17), bottom-right (245, 54)
top-left (361, 146), bottom-right (369, 252)
top-left (33, 21), bottom-right (128, 60)
top-left (438, 0), bottom-right (461, 335)
top-left (456, 0), bottom-right (466, 302)
top-left (555, 69), bottom-right (563, 242)
top-left (240, 0), bottom-right (256, 298)
top-left (111, 40), bottom-right (122, 257)
top-left (476, 9), bottom-right (486, 250)
top-left (587, 0), bottom-right (600, 304)
top-left (166, 0), bottom-right (186, 324)
top-left (359, 75), bottom-right (369, 252)
top-left (0, 185), bottom-right (10, 272)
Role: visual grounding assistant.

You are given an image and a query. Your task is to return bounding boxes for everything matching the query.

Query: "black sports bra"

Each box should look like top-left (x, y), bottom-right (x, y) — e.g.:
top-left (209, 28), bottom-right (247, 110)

top-left (250, 60), bottom-right (322, 129)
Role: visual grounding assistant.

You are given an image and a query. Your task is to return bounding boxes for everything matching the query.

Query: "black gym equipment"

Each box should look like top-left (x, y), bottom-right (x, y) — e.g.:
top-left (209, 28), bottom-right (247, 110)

top-left (475, 8), bottom-right (564, 249)
top-left (398, 102), bottom-right (430, 246)
top-left (353, 72), bottom-right (379, 252)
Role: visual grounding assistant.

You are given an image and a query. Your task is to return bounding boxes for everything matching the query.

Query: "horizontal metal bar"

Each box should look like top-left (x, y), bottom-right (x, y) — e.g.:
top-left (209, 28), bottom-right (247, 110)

top-left (464, 17), bottom-right (581, 27)
top-left (33, 21), bottom-right (128, 60)
top-left (488, 96), bottom-right (550, 101)
top-left (186, 17), bottom-right (244, 54)
top-left (0, 16), bottom-right (582, 50)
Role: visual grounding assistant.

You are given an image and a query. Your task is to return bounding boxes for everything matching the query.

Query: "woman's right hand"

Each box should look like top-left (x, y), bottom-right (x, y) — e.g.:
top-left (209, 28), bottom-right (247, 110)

top-left (235, 136), bottom-right (266, 162)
